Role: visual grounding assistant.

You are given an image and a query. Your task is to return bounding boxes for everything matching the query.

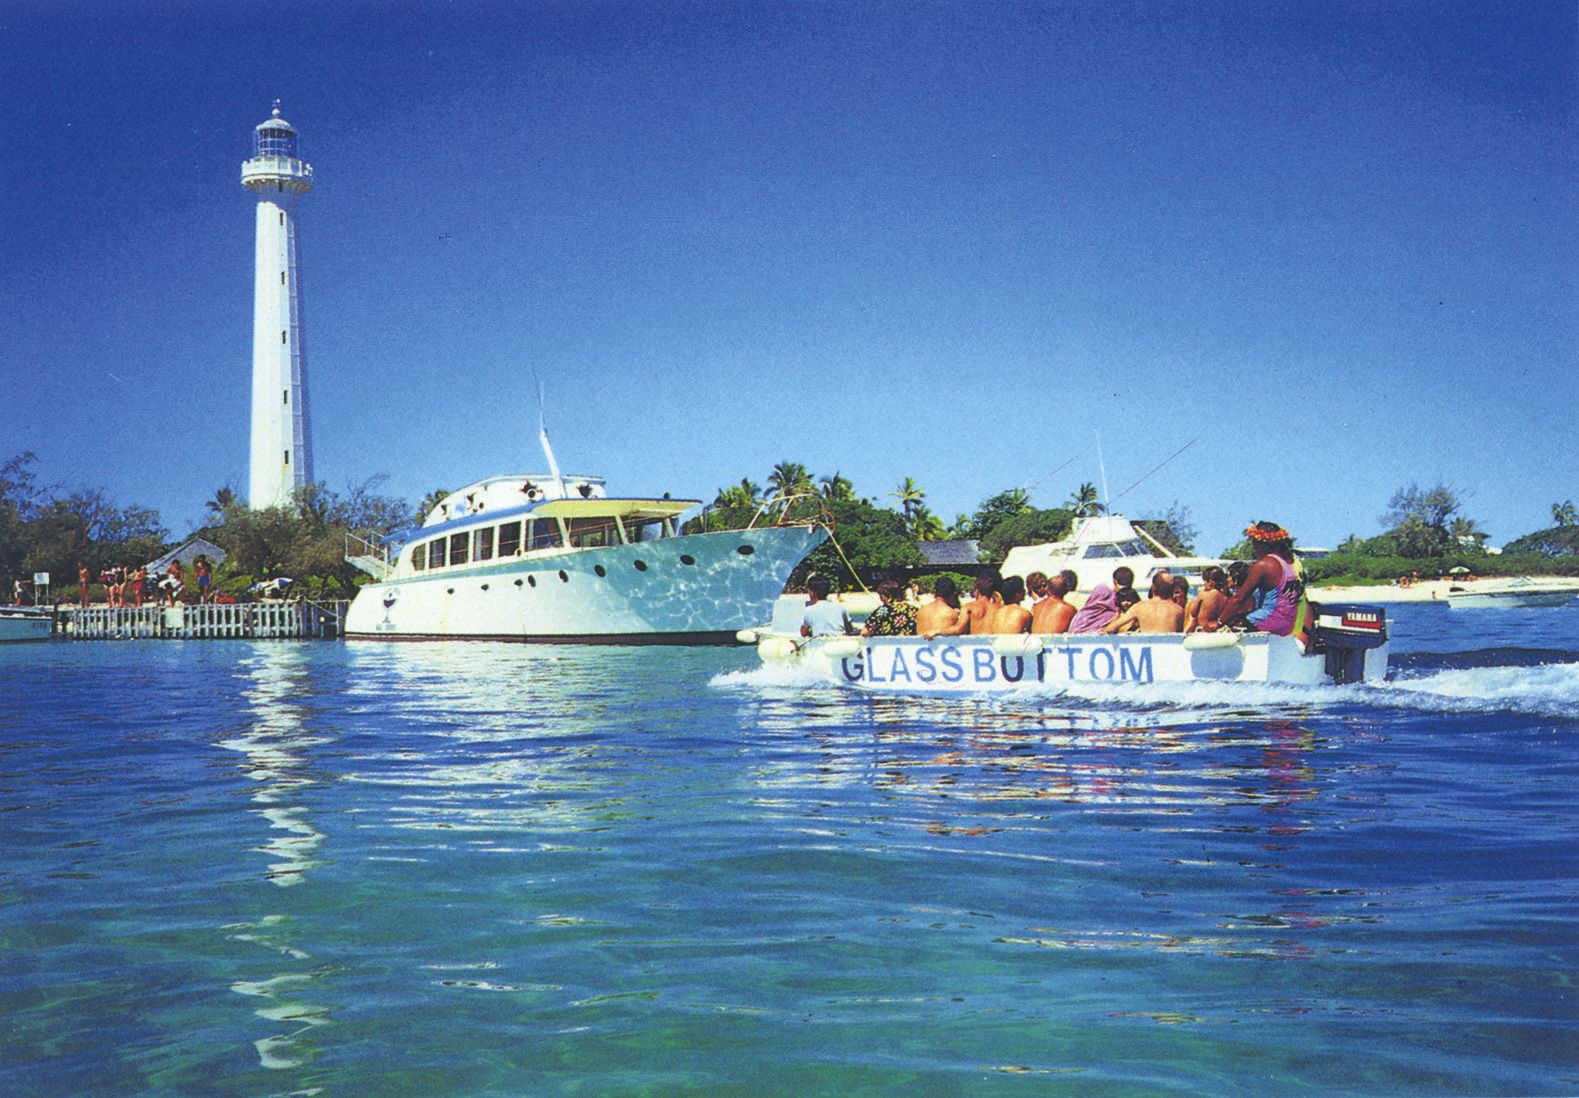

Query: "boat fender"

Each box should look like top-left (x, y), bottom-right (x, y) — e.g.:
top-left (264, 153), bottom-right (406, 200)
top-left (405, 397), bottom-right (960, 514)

top-left (820, 637), bottom-right (862, 660)
top-left (736, 628), bottom-right (761, 644)
top-left (1182, 632), bottom-right (1241, 650)
top-left (757, 636), bottom-right (800, 662)
top-left (991, 634), bottom-right (1044, 657)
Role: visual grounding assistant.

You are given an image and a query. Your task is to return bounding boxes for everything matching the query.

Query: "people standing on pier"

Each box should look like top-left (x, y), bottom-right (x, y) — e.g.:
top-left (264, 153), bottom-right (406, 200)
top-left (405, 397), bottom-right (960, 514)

top-left (195, 556), bottom-right (213, 603)
top-left (164, 560), bottom-right (185, 606)
top-left (78, 563), bottom-right (91, 607)
top-left (129, 565), bottom-right (145, 608)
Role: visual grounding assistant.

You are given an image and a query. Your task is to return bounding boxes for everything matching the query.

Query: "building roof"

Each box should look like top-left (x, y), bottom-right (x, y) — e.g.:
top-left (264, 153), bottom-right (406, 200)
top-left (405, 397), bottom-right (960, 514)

top-left (918, 539), bottom-right (981, 567)
top-left (145, 537), bottom-right (228, 574)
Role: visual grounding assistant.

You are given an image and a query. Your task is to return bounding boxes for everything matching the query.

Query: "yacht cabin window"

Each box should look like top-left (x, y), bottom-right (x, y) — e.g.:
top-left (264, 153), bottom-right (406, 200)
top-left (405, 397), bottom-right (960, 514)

top-left (449, 532), bottom-right (469, 566)
top-left (529, 519), bottom-right (562, 551)
top-left (411, 544), bottom-right (426, 571)
top-left (497, 521), bottom-right (521, 557)
top-left (474, 526), bottom-right (494, 562)
top-left (428, 538), bottom-right (447, 568)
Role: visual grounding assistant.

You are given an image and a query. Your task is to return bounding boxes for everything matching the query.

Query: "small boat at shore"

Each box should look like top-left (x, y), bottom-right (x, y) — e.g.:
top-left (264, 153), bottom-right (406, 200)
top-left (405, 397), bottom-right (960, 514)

top-left (1446, 579), bottom-right (1579, 610)
top-left (740, 602), bottom-right (1389, 690)
top-left (0, 606), bottom-right (54, 643)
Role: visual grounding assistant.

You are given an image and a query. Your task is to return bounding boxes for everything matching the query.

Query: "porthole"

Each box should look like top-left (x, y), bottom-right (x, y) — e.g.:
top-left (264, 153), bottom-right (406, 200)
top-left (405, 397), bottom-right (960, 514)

top-left (527, 575), bottom-right (537, 587)
top-left (736, 544), bottom-right (755, 556)
top-left (514, 579), bottom-right (523, 587)
top-left (445, 587), bottom-right (455, 594)
top-left (480, 583), bottom-right (489, 591)
top-left (679, 554), bottom-right (696, 566)
top-left (633, 559), bottom-right (648, 571)
top-left (558, 570), bottom-right (569, 582)
top-left (594, 565), bottom-right (607, 577)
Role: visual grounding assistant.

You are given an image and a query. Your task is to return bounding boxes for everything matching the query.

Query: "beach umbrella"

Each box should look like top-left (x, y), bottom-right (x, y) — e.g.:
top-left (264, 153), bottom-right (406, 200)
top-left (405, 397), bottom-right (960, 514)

top-left (1447, 566), bottom-right (1470, 574)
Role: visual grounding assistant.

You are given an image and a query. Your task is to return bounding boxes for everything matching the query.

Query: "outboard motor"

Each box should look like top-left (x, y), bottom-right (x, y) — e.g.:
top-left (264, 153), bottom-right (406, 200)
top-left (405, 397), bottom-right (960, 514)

top-left (1308, 602), bottom-right (1388, 684)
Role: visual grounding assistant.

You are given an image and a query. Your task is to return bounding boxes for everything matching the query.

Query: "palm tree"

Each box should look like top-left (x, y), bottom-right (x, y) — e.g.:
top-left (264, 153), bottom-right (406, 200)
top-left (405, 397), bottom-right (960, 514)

top-left (892, 476), bottom-right (925, 520)
top-left (819, 471), bottom-right (854, 502)
top-left (205, 486), bottom-right (237, 517)
top-left (911, 508), bottom-right (947, 542)
top-left (768, 461), bottom-right (812, 501)
top-left (1449, 516), bottom-right (1486, 546)
top-left (1066, 482), bottom-right (1105, 517)
top-left (1553, 500), bottom-right (1577, 527)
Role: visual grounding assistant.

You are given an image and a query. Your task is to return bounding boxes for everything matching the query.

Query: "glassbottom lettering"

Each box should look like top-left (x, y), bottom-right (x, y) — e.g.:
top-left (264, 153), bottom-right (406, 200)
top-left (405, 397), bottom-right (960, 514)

top-left (840, 643), bottom-right (1155, 686)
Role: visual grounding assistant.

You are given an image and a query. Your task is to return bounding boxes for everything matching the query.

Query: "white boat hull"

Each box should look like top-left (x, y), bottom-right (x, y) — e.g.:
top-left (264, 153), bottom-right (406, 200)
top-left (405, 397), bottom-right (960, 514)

top-left (1447, 590), bottom-right (1576, 609)
top-left (754, 630), bottom-right (1389, 691)
top-left (0, 607), bottom-right (53, 643)
top-left (346, 526), bottom-right (826, 643)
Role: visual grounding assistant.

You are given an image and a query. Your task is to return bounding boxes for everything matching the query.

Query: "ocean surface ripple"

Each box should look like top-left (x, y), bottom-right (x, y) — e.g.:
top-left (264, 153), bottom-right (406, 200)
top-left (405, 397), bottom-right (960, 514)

top-left (1, 604), bottom-right (1575, 1096)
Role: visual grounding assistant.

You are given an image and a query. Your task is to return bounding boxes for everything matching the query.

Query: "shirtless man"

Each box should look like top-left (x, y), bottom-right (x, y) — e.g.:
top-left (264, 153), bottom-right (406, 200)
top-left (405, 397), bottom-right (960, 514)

top-left (985, 575), bottom-right (1033, 634)
top-left (915, 576), bottom-right (969, 637)
top-left (1031, 572), bottom-right (1077, 634)
top-left (963, 573), bottom-right (1000, 635)
top-left (78, 563), bottom-right (91, 608)
top-left (1025, 572), bottom-right (1049, 604)
top-left (1103, 573), bottom-right (1186, 634)
top-left (1185, 567), bottom-right (1227, 632)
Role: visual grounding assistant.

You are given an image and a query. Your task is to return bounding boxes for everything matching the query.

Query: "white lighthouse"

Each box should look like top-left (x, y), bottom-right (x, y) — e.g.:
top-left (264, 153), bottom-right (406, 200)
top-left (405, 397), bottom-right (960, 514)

top-left (241, 101), bottom-right (314, 510)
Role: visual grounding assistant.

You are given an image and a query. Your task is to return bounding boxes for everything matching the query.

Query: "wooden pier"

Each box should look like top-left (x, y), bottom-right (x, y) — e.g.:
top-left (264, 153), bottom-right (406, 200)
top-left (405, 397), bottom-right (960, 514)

top-left (54, 601), bottom-right (348, 640)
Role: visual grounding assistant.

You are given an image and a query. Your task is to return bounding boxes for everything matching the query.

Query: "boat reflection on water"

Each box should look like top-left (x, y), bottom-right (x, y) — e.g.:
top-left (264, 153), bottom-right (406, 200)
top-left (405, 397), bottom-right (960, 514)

top-left (219, 646), bottom-right (334, 1073)
top-left (721, 674), bottom-right (1382, 962)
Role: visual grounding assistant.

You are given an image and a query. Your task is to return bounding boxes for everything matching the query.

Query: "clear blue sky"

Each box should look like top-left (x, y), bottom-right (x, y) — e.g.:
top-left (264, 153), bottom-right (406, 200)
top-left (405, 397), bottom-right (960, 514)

top-left (2, 1), bottom-right (1574, 553)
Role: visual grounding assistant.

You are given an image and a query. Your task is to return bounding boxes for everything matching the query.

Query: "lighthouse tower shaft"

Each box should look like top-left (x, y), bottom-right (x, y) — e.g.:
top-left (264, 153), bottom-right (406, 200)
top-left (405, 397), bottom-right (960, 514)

top-left (242, 105), bottom-right (314, 510)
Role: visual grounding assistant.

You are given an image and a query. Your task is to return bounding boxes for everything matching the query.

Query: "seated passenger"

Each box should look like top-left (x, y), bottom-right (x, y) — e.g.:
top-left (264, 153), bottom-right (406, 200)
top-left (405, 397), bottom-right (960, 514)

top-left (986, 575), bottom-right (1033, 634)
top-left (1186, 566), bottom-right (1229, 633)
top-left (1031, 572), bottom-right (1077, 634)
top-left (800, 574), bottom-right (854, 637)
top-left (1112, 565), bottom-right (1139, 610)
top-left (1067, 583), bottom-right (1119, 634)
top-left (1103, 573), bottom-right (1186, 634)
top-left (963, 573), bottom-right (1001, 635)
top-left (916, 576), bottom-right (969, 637)
top-left (1210, 521), bottom-right (1304, 637)
top-left (1171, 575), bottom-right (1189, 609)
top-left (1025, 571), bottom-right (1049, 604)
top-left (862, 580), bottom-right (917, 637)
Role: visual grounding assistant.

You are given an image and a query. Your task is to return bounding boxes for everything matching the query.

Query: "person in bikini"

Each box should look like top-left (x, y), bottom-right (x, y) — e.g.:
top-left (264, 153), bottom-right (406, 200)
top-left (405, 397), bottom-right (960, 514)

top-left (1186, 566), bottom-right (1229, 633)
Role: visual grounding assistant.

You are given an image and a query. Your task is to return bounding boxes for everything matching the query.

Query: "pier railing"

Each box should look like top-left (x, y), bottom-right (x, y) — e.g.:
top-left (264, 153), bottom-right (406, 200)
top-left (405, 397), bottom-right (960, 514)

top-left (55, 601), bottom-right (348, 640)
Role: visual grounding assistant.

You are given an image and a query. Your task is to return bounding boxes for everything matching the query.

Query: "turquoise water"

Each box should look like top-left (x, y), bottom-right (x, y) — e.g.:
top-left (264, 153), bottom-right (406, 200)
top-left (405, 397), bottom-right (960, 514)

top-left (2, 605), bottom-right (1576, 1095)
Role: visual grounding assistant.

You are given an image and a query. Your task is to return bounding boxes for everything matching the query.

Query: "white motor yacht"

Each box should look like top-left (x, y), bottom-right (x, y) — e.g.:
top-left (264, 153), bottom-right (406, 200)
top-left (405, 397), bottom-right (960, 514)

top-left (1000, 514), bottom-right (1225, 594)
